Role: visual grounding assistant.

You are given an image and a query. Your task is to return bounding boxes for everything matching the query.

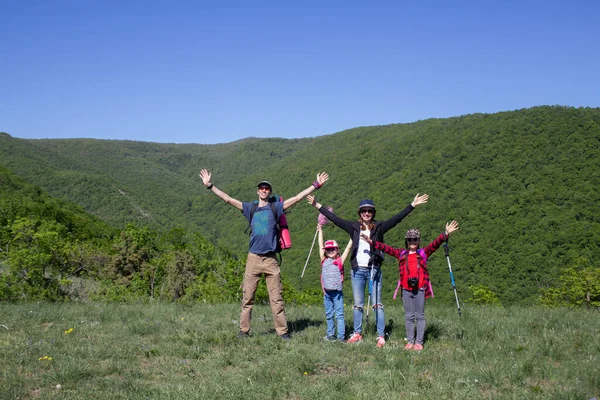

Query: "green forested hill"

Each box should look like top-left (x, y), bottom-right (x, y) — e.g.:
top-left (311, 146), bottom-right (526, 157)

top-left (0, 133), bottom-right (314, 231)
top-left (1, 106), bottom-right (599, 305)
top-left (0, 164), bottom-right (116, 241)
top-left (0, 165), bottom-right (262, 303)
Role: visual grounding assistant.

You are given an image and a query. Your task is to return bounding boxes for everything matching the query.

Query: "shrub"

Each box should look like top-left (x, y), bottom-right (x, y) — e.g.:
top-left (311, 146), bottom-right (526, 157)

top-left (467, 284), bottom-right (501, 306)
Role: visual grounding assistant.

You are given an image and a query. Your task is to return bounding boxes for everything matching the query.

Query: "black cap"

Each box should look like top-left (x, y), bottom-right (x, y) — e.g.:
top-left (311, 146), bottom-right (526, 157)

top-left (358, 199), bottom-right (376, 211)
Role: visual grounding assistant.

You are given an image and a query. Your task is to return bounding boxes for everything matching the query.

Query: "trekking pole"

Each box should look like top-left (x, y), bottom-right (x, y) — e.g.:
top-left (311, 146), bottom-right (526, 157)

top-left (302, 207), bottom-right (333, 278)
top-left (373, 267), bottom-right (380, 337)
top-left (443, 241), bottom-right (462, 317)
top-left (300, 228), bottom-right (318, 278)
top-left (366, 265), bottom-right (374, 326)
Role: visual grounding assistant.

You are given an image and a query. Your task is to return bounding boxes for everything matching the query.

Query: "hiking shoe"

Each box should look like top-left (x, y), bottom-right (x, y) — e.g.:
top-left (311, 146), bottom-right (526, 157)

top-left (279, 333), bottom-right (291, 341)
top-left (323, 335), bottom-right (336, 342)
top-left (337, 338), bottom-right (346, 343)
top-left (236, 331), bottom-right (250, 338)
top-left (376, 336), bottom-right (386, 348)
top-left (347, 333), bottom-right (363, 343)
top-left (404, 343), bottom-right (414, 350)
top-left (412, 343), bottom-right (423, 351)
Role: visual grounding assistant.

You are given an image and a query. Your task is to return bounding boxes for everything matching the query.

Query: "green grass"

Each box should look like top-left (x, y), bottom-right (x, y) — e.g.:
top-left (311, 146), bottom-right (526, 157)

top-left (0, 302), bottom-right (598, 399)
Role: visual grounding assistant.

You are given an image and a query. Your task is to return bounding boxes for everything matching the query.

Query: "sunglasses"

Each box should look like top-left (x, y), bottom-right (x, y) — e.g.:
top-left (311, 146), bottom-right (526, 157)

top-left (359, 209), bottom-right (374, 214)
top-left (258, 186), bottom-right (271, 191)
top-left (406, 238), bottom-right (419, 243)
top-left (325, 248), bottom-right (338, 252)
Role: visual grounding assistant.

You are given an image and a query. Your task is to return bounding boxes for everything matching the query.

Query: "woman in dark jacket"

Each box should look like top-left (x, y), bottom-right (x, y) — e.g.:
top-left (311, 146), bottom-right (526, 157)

top-left (307, 193), bottom-right (428, 347)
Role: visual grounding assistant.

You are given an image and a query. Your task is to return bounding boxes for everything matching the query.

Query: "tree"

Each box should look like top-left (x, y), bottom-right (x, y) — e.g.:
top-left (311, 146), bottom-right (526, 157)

top-left (539, 258), bottom-right (600, 308)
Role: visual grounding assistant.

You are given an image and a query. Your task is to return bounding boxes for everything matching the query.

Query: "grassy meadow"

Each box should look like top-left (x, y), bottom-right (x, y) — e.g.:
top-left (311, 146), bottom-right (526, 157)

top-left (1, 301), bottom-right (598, 399)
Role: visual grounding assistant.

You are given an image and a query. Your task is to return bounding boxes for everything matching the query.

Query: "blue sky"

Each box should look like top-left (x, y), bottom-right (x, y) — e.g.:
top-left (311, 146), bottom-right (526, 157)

top-left (2, 0), bottom-right (599, 144)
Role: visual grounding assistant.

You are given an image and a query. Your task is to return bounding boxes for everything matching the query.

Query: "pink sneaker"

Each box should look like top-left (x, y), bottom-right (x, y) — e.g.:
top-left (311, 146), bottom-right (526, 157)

top-left (347, 333), bottom-right (363, 343)
top-left (404, 343), bottom-right (414, 350)
top-left (412, 343), bottom-right (423, 351)
top-left (376, 336), bottom-right (386, 348)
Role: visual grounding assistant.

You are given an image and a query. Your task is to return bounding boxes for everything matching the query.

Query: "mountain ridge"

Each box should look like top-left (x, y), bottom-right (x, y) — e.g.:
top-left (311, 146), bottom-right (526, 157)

top-left (2, 105), bottom-right (599, 304)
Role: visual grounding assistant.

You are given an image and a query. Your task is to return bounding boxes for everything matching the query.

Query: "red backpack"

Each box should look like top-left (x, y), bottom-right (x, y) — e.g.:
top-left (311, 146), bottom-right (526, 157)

top-left (392, 248), bottom-right (434, 299)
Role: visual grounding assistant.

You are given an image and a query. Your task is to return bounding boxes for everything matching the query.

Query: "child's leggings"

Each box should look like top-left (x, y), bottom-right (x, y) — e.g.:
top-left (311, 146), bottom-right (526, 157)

top-left (402, 288), bottom-right (426, 345)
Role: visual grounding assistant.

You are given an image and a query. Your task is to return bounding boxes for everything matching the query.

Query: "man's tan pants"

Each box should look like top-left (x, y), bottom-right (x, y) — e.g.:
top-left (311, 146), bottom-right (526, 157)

top-left (240, 252), bottom-right (288, 335)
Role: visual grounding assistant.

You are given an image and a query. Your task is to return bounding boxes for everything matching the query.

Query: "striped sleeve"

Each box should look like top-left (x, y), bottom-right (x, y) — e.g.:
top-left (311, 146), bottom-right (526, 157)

top-left (372, 241), bottom-right (403, 259)
top-left (423, 232), bottom-right (448, 257)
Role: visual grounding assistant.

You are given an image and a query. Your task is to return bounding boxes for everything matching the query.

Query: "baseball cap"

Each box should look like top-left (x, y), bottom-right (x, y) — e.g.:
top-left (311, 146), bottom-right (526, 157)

top-left (257, 181), bottom-right (272, 190)
top-left (324, 240), bottom-right (339, 249)
top-left (358, 199), bottom-right (375, 211)
top-left (405, 228), bottom-right (421, 239)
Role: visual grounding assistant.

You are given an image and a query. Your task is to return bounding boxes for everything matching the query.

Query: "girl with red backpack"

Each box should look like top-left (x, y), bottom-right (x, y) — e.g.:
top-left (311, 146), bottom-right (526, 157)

top-left (360, 220), bottom-right (459, 351)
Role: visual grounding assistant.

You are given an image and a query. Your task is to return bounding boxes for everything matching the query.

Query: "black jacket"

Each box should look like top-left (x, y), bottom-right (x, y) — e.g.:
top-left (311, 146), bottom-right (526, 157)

top-left (318, 203), bottom-right (415, 270)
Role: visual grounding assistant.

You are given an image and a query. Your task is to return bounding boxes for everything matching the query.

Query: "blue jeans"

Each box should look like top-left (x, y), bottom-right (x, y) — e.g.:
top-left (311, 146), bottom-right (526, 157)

top-left (351, 267), bottom-right (384, 337)
top-left (324, 290), bottom-right (345, 340)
